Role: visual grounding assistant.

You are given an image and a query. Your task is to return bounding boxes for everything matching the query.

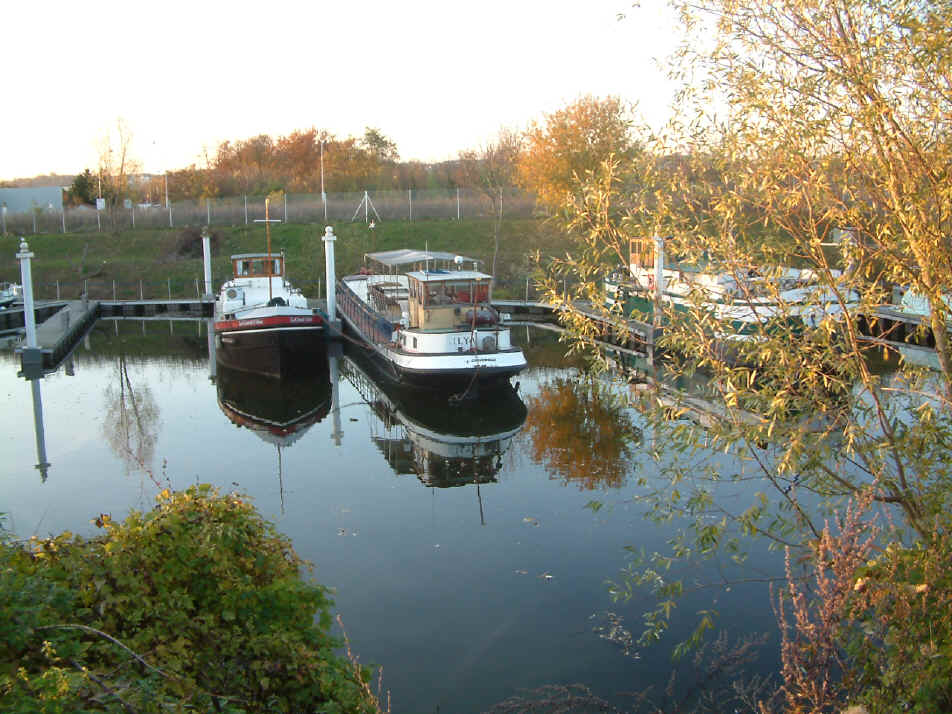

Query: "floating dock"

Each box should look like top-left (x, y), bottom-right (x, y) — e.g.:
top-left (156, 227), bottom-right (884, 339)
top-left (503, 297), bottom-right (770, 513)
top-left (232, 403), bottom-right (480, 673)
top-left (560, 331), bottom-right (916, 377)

top-left (19, 299), bottom-right (101, 377)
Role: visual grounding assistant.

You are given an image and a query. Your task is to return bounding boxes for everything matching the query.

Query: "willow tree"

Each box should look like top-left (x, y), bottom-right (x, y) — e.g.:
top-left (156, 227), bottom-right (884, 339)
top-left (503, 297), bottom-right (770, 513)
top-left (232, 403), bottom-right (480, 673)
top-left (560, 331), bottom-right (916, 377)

top-left (545, 0), bottom-right (952, 705)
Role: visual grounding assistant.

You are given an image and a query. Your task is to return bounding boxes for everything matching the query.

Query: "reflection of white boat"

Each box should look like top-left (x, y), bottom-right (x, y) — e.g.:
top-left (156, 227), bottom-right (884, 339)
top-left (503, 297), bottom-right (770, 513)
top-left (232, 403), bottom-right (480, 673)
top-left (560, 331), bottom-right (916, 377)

top-left (214, 200), bottom-right (325, 377)
top-left (215, 356), bottom-right (331, 448)
top-left (337, 249), bottom-right (526, 386)
top-left (0, 282), bottom-right (21, 309)
top-left (605, 237), bottom-right (857, 335)
top-left (340, 344), bottom-right (527, 487)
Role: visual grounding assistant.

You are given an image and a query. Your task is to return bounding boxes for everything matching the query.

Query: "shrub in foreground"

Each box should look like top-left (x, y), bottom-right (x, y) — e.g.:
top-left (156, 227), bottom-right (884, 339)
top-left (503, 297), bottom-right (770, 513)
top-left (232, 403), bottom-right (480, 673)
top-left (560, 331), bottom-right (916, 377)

top-left (1, 485), bottom-right (379, 712)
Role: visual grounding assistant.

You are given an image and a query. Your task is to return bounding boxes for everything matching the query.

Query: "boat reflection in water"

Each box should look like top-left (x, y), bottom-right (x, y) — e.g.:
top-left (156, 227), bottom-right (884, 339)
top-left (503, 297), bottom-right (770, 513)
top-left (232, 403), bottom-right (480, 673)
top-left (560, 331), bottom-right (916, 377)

top-left (340, 343), bottom-right (527, 489)
top-left (215, 348), bottom-right (331, 508)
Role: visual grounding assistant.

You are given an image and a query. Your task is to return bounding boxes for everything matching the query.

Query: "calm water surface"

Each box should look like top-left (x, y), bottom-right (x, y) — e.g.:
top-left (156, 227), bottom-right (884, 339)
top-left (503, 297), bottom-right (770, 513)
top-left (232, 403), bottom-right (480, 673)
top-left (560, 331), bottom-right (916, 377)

top-left (1, 321), bottom-right (784, 712)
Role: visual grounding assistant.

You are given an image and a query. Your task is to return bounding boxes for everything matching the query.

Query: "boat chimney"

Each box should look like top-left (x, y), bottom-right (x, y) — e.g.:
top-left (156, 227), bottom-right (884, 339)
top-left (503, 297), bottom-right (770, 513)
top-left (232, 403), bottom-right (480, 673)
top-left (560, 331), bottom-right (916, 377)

top-left (322, 225), bottom-right (337, 322)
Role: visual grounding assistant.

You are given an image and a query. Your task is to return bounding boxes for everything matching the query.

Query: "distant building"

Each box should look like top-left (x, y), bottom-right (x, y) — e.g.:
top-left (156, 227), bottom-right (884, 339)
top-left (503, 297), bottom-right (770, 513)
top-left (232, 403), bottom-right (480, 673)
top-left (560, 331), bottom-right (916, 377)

top-left (0, 187), bottom-right (65, 213)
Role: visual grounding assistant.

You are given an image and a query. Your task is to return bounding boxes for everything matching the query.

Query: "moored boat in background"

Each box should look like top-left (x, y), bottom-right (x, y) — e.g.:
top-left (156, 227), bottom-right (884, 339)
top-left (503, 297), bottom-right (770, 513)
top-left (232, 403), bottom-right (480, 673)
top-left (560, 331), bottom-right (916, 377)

top-left (337, 249), bottom-right (526, 388)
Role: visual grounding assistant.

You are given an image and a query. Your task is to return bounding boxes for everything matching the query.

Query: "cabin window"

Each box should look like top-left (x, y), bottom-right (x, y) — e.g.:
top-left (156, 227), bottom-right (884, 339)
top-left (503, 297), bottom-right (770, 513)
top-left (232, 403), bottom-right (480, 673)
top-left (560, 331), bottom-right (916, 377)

top-left (412, 337), bottom-right (418, 349)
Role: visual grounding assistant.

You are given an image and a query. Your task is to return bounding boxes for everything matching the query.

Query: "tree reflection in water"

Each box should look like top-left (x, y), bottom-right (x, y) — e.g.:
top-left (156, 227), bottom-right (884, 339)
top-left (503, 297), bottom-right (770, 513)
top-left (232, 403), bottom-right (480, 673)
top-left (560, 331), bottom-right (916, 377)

top-left (524, 376), bottom-right (641, 490)
top-left (102, 353), bottom-right (160, 477)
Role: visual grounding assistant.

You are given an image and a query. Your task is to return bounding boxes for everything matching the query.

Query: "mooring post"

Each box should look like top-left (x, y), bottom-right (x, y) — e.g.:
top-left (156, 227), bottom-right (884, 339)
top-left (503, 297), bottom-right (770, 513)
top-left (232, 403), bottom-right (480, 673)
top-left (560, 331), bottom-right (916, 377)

top-left (201, 227), bottom-right (213, 297)
top-left (56, 280), bottom-right (60, 300)
top-left (322, 225), bottom-right (337, 323)
top-left (17, 239), bottom-right (37, 348)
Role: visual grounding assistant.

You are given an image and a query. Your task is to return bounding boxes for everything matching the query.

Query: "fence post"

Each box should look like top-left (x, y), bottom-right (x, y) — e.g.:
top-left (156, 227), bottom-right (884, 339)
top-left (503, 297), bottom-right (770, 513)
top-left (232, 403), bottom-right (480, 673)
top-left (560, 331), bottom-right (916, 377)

top-left (195, 278), bottom-right (200, 298)
top-left (168, 277), bottom-right (172, 300)
top-left (457, 187), bottom-right (460, 220)
top-left (84, 279), bottom-right (88, 297)
top-left (284, 193), bottom-right (288, 223)
top-left (525, 277), bottom-right (529, 303)
top-left (244, 195), bottom-right (248, 225)
top-left (168, 201), bottom-right (173, 228)
top-left (62, 210), bottom-right (66, 234)
top-left (32, 212), bottom-right (37, 234)
top-left (131, 204), bottom-right (135, 228)
top-left (408, 188), bottom-right (412, 221)
top-left (56, 281), bottom-right (60, 300)
top-left (113, 280), bottom-right (116, 301)
top-left (139, 280), bottom-right (144, 301)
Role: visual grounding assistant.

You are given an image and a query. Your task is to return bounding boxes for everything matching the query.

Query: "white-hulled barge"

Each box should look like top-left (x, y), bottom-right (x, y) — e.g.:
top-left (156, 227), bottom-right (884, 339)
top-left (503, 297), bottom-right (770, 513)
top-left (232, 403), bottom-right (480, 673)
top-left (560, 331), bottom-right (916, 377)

top-left (337, 250), bottom-right (527, 386)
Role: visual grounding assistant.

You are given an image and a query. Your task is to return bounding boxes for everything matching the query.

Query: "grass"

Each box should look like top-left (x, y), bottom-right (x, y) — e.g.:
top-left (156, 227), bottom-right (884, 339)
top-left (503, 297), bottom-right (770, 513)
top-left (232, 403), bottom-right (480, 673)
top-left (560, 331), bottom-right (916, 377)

top-left (0, 218), bottom-right (570, 301)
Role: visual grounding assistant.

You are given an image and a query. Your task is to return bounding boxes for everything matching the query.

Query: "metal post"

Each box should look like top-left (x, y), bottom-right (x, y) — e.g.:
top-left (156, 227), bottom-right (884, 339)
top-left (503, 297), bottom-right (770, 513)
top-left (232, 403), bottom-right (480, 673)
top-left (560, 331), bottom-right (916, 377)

top-left (61, 210), bottom-right (66, 234)
top-left (139, 280), bottom-right (143, 300)
top-left (164, 172), bottom-right (169, 208)
top-left (32, 212), bottom-right (36, 234)
top-left (457, 187), bottom-right (460, 220)
top-left (244, 195), bottom-right (248, 225)
top-left (408, 188), bottom-right (412, 221)
top-left (131, 203), bottom-right (135, 228)
top-left (322, 226), bottom-right (337, 322)
top-left (17, 239), bottom-right (37, 348)
top-left (195, 278), bottom-right (200, 298)
top-left (84, 279), bottom-right (87, 298)
top-left (284, 193), bottom-right (287, 224)
top-left (525, 277), bottom-right (529, 303)
top-left (113, 280), bottom-right (116, 300)
top-left (97, 210), bottom-right (101, 232)
top-left (168, 201), bottom-right (173, 228)
top-left (55, 280), bottom-right (61, 300)
top-left (168, 277), bottom-right (172, 300)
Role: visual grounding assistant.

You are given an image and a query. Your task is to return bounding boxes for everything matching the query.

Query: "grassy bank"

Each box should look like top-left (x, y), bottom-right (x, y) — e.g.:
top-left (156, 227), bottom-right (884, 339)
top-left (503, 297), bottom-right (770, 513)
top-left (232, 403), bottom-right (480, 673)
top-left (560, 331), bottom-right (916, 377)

top-left (0, 218), bottom-right (569, 302)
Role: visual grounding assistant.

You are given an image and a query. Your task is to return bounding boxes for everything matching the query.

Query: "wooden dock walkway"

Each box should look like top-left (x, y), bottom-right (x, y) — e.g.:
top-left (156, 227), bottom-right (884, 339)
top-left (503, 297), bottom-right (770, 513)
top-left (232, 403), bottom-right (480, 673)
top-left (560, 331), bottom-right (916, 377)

top-left (20, 299), bottom-right (101, 377)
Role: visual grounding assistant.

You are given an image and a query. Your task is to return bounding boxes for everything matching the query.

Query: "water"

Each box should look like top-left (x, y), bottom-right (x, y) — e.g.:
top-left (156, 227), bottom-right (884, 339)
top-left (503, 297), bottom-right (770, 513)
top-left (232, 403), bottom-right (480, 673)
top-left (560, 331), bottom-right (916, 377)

top-left (1, 321), bottom-right (784, 712)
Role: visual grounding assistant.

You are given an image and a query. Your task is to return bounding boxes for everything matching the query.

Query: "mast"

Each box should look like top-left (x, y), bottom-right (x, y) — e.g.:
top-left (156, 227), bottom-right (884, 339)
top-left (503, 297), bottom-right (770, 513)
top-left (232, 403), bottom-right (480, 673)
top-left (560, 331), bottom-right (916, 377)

top-left (265, 198), bottom-right (273, 302)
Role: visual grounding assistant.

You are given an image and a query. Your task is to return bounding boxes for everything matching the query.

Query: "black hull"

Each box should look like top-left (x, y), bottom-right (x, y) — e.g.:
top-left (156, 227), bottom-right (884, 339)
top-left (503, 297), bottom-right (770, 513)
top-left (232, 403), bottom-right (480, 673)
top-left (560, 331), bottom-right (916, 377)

top-left (216, 328), bottom-right (326, 379)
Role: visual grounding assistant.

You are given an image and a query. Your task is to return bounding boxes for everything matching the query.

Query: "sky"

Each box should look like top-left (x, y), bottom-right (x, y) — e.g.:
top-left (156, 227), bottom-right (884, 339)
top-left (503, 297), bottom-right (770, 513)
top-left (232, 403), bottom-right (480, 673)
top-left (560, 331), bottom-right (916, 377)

top-left (2, 0), bottom-right (680, 180)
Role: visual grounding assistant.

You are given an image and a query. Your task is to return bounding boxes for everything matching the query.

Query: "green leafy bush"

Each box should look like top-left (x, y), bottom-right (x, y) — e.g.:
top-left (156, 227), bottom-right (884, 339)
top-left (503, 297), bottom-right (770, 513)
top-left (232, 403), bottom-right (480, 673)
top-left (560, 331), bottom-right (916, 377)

top-left (1, 486), bottom-right (380, 712)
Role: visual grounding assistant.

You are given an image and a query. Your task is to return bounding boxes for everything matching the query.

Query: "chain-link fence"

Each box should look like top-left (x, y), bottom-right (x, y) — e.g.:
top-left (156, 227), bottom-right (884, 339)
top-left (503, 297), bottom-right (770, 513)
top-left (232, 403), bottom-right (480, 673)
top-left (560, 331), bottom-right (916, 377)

top-left (0, 187), bottom-right (540, 236)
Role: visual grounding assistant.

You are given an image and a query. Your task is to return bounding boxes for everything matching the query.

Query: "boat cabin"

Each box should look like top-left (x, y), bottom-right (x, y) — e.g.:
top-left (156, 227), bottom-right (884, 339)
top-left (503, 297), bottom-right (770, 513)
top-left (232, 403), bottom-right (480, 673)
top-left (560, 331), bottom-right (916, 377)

top-left (231, 253), bottom-right (284, 279)
top-left (406, 270), bottom-right (496, 330)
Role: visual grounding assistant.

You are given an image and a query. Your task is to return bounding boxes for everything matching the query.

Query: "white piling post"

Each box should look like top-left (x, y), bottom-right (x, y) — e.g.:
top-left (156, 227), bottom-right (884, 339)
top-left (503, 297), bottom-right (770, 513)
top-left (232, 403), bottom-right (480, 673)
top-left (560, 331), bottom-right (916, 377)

top-left (17, 239), bottom-right (38, 347)
top-left (322, 226), bottom-right (337, 322)
top-left (201, 227), bottom-right (213, 297)
top-left (653, 235), bottom-right (664, 306)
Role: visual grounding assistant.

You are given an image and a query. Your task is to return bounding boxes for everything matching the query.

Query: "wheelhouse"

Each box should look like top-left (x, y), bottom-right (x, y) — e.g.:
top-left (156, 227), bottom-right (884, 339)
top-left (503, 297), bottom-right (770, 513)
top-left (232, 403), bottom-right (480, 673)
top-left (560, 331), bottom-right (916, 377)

top-left (231, 253), bottom-right (284, 279)
top-left (406, 270), bottom-right (497, 331)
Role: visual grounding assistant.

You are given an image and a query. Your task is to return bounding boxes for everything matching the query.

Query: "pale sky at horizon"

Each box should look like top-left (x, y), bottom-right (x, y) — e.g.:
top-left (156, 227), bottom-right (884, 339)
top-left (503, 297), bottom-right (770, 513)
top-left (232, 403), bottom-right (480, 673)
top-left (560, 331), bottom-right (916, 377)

top-left (2, 0), bottom-right (680, 181)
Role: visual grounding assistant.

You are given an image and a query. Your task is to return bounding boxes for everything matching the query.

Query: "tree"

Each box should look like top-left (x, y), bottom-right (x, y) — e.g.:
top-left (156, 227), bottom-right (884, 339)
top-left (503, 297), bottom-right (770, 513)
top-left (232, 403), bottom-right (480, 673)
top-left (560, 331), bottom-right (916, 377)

top-left (550, 0), bottom-right (952, 706)
top-left (361, 127), bottom-right (399, 164)
top-left (65, 169), bottom-right (96, 207)
top-left (96, 119), bottom-right (142, 230)
top-left (517, 95), bottom-right (637, 209)
top-left (459, 128), bottom-right (523, 288)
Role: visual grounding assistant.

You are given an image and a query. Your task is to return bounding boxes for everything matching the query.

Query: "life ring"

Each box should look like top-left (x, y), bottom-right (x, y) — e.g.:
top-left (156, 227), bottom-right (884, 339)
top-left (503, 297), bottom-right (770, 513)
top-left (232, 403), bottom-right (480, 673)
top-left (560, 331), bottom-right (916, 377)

top-left (646, 275), bottom-right (655, 290)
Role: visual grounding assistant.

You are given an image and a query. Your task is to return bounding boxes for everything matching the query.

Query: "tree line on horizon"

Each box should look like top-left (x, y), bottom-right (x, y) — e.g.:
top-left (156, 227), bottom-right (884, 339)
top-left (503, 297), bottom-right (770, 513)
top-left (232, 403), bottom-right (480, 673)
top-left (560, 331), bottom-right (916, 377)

top-left (3, 96), bottom-right (640, 214)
